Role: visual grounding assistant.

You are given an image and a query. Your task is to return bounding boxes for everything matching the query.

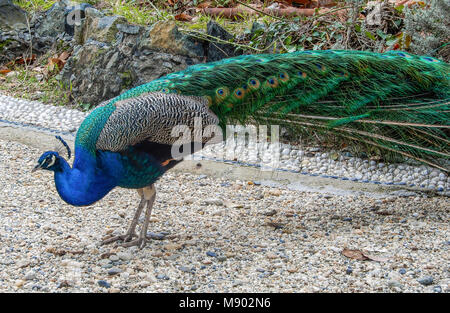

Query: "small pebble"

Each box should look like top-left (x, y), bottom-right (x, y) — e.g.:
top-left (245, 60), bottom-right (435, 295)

top-left (97, 280), bottom-right (111, 288)
top-left (417, 276), bottom-right (434, 286)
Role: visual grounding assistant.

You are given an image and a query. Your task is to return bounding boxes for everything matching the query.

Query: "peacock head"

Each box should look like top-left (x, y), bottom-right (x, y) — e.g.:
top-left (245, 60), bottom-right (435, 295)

top-left (32, 136), bottom-right (71, 173)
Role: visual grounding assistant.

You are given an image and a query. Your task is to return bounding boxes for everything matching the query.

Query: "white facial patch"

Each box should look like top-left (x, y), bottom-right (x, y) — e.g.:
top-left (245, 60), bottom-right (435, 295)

top-left (47, 155), bottom-right (56, 167)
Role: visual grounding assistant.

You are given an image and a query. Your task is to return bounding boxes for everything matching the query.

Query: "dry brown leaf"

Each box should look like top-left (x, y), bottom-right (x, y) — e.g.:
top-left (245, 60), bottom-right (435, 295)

top-left (342, 248), bottom-right (369, 261)
top-left (59, 51), bottom-right (71, 61)
top-left (361, 251), bottom-right (390, 262)
top-left (342, 248), bottom-right (389, 262)
top-left (0, 69), bottom-right (11, 75)
top-left (175, 13), bottom-right (193, 21)
top-left (197, 1), bottom-right (212, 9)
top-left (45, 247), bottom-right (67, 256)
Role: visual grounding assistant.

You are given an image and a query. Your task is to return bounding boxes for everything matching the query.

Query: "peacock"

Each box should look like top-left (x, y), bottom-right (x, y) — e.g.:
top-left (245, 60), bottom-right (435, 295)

top-left (32, 50), bottom-right (449, 248)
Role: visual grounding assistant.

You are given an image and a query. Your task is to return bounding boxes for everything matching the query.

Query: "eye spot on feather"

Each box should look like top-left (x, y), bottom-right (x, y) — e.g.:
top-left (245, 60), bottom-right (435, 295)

top-left (161, 88), bottom-right (170, 93)
top-left (397, 52), bottom-right (412, 58)
top-left (337, 71), bottom-right (349, 78)
top-left (422, 56), bottom-right (439, 63)
top-left (265, 77), bottom-right (278, 88)
top-left (315, 63), bottom-right (326, 71)
top-left (233, 88), bottom-right (245, 99)
top-left (298, 71), bottom-right (307, 78)
top-left (279, 72), bottom-right (289, 82)
top-left (215, 87), bottom-right (229, 101)
top-left (198, 65), bottom-right (213, 70)
top-left (248, 78), bottom-right (260, 90)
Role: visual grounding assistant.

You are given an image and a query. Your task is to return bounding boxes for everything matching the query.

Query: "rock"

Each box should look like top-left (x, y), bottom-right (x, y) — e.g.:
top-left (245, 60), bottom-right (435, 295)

top-left (139, 21), bottom-right (204, 58)
top-left (109, 254), bottom-right (119, 262)
top-left (61, 20), bottom-right (204, 105)
top-left (107, 267), bottom-right (123, 276)
top-left (0, 0), bottom-right (28, 30)
top-left (266, 252), bottom-right (277, 259)
top-left (156, 274), bottom-right (170, 280)
top-left (206, 20), bottom-right (242, 62)
top-left (35, 0), bottom-right (71, 38)
top-left (24, 271), bottom-right (36, 281)
top-left (97, 280), bottom-right (110, 288)
top-left (179, 266), bottom-right (192, 273)
top-left (116, 23), bottom-right (140, 35)
top-left (262, 209), bottom-right (277, 216)
top-left (417, 276), bottom-right (433, 286)
top-left (346, 266), bottom-right (353, 274)
top-left (117, 252), bottom-right (132, 261)
top-left (387, 280), bottom-right (403, 289)
top-left (147, 232), bottom-right (165, 240)
top-left (163, 243), bottom-right (183, 250)
top-left (287, 266), bottom-right (298, 273)
top-left (82, 15), bottom-right (127, 43)
top-left (202, 198), bottom-right (223, 206)
top-left (206, 251), bottom-right (217, 258)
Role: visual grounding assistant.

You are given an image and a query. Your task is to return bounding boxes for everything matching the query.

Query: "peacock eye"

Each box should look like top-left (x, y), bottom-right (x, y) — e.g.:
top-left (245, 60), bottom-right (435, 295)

top-left (279, 73), bottom-right (285, 79)
top-left (250, 80), bottom-right (256, 85)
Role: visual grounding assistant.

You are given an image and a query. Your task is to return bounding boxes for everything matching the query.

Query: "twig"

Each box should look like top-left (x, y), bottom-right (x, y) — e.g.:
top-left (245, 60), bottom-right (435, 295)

top-left (234, 0), bottom-right (285, 21)
top-left (179, 28), bottom-right (267, 52)
top-left (310, 5), bottom-right (353, 20)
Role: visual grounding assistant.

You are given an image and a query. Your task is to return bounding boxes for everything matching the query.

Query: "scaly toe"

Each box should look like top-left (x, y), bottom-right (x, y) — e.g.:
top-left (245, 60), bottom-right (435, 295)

top-left (101, 233), bottom-right (137, 245)
top-left (121, 237), bottom-right (147, 249)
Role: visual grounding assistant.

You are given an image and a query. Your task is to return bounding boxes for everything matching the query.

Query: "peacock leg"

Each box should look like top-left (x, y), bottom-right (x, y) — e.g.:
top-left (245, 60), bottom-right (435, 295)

top-left (101, 189), bottom-right (146, 245)
top-left (122, 185), bottom-right (156, 249)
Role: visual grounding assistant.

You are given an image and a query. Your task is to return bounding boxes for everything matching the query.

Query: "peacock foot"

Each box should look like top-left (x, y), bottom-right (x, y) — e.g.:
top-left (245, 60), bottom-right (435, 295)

top-left (121, 237), bottom-right (147, 249)
top-left (101, 232), bottom-right (137, 245)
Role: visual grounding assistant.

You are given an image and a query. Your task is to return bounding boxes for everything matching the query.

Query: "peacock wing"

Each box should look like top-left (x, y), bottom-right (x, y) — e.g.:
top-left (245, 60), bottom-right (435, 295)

top-left (95, 92), bottom-right (219, 152)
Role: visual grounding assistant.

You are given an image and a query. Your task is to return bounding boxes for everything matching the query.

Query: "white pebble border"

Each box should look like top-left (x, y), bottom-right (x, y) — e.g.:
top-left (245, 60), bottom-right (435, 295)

top-left (0, 93), bottom-right (448, 192)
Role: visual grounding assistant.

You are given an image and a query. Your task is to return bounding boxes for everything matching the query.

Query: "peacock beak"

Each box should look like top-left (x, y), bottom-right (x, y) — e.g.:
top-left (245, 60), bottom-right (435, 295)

top-left (31, 164), bottom-right (41, 172)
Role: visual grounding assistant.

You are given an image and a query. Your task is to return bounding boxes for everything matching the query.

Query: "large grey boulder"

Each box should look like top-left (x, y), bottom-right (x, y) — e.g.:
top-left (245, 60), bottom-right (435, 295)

top-left (206, 20), bottom-right (242, 62)
top-left (60, 21), bottom-right (205, 106)
top-left (0, 0), bottom-right (28, 31)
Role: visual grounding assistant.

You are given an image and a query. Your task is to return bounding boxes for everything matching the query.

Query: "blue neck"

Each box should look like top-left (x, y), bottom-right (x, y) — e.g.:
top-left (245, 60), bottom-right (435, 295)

top-left (54, 147), bottom-right (120, 206)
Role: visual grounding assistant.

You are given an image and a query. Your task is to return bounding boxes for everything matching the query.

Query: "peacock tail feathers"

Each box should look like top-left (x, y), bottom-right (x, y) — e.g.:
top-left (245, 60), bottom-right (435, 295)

top-left (76, 50), bottom-right (449, 171)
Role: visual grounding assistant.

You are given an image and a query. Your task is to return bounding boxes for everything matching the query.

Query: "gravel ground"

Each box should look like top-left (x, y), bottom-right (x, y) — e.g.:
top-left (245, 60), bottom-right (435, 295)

top-left (0, 139), bottom-right (448, 293)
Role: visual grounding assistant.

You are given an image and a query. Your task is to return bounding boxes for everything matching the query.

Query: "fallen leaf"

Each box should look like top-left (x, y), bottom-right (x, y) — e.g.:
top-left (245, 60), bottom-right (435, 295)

top-left (175, 13), bottom-right (193, 21)
top-left (342, 248), bottom-right (390, 262)
top-left (6, 54), bottom-right (36, 67)
top-left (342, 248), bottom-right (369, 261)
top-left (197, 1), bottom-right (212, 9)
top-left (59, 51), bottom-right (71, 61)
top-left (0, 69), bottom-right (11, 75)
top-left (45, 247), bottom-right (67, 256)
